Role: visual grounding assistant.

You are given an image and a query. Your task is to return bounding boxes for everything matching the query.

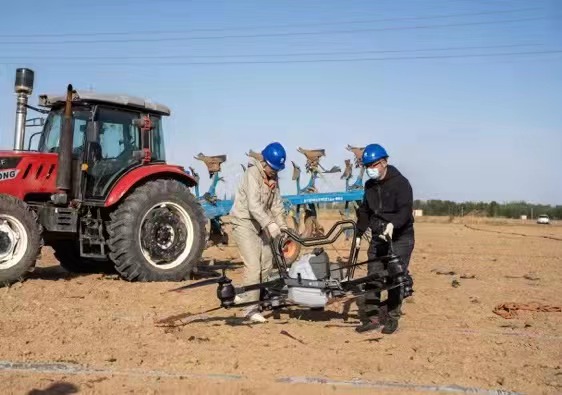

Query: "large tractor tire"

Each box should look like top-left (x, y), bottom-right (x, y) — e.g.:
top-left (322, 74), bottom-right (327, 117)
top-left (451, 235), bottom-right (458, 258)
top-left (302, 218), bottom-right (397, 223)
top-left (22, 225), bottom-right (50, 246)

top-left (106, 179), bottom-right (207, 282)
top-left (0, 195), bottom-right (42, 287)
top-left (51, 240), bottom-right (115, 274)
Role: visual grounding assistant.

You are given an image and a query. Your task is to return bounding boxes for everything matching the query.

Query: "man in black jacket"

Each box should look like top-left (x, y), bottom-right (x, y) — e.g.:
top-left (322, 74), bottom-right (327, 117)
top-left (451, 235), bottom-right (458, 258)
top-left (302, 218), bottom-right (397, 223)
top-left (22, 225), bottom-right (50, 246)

top-left (354, 143), bottom-right (415, 334)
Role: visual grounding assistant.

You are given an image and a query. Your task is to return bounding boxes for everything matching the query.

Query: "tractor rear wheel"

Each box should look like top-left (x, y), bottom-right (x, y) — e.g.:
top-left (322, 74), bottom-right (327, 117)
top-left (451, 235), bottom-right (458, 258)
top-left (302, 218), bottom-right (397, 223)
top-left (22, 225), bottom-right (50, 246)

top-left (0, 195), bottom-right (42, 287)
top-left (51, 240), bottom-right (115, 274)
top-left (106, 179), bottom-right (206, 282)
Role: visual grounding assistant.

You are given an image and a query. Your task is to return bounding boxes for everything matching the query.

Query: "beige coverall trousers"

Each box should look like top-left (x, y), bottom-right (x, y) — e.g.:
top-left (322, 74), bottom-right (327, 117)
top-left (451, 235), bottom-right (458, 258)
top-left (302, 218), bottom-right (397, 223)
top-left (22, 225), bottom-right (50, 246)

top-left (231, 221), bottom-right (274, 303)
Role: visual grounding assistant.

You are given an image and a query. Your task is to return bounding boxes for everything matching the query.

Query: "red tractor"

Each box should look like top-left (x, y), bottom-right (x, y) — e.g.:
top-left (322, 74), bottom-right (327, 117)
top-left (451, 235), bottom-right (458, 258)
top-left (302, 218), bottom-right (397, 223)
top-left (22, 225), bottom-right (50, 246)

top-left (0, 68), bottom-right (207, 286)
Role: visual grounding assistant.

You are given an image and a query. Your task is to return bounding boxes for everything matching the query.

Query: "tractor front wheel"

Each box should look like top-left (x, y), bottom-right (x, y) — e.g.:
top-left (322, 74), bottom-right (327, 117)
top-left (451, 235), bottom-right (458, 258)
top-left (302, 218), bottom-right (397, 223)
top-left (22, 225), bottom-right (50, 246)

top-left (0, 195), bottom-right (42, 287)
top-left (106, 179), bottom-right (206, 282)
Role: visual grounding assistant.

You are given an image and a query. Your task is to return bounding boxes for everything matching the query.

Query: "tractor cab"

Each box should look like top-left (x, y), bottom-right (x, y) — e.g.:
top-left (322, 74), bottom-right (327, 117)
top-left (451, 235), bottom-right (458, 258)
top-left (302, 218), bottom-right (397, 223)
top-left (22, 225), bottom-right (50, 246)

top-left (34, 91), bottom-right (169, 202)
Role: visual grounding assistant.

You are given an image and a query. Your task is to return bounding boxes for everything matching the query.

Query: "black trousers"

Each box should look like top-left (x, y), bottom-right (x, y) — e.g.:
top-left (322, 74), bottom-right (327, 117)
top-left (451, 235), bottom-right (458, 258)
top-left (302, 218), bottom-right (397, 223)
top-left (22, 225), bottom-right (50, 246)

top-left (359, 231), bottom-right (415, 321)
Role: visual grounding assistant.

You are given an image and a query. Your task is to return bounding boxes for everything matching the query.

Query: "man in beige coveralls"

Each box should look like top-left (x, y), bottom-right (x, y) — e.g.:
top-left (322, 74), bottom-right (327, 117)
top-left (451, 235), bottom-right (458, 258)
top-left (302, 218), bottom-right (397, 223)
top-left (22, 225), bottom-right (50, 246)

top-left (230, 142), bottom-right (288, 323)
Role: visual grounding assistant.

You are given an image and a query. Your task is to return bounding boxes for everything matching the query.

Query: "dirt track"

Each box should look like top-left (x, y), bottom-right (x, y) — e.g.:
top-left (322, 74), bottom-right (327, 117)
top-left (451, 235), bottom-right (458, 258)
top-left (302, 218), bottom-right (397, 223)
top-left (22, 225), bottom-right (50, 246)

top-left (1, 218), bottom-right (561, 394)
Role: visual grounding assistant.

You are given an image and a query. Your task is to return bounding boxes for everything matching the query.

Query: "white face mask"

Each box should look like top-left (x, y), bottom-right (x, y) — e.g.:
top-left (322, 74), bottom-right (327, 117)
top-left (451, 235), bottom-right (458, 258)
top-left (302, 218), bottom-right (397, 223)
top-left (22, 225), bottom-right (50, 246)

top-left (366, 167), bottom-right (380, 180)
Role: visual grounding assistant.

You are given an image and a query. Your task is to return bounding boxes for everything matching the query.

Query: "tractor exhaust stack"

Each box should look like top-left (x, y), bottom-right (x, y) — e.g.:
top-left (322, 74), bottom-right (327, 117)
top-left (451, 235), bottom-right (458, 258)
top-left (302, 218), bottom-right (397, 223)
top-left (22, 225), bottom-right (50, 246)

top-left (55, 84), bottom-right (74, 197)
top-left (13, 68), bottom-right (34, 151)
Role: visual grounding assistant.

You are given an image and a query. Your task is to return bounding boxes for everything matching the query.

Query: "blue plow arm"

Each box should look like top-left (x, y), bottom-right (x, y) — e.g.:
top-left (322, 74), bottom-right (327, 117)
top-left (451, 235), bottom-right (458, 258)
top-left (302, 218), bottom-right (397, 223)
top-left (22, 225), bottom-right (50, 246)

top-left (282, 190), bottom-right (363, 205)
top-left (198, 190), bottom-right (364, 219)
top-left (200, 199), bottom-right (233, 219)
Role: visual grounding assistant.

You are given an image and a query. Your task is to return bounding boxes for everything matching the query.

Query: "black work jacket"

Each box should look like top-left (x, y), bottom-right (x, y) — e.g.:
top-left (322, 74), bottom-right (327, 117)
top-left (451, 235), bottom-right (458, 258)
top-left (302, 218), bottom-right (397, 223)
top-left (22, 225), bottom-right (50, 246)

top-left (356, 165), bottom-right (414, 238)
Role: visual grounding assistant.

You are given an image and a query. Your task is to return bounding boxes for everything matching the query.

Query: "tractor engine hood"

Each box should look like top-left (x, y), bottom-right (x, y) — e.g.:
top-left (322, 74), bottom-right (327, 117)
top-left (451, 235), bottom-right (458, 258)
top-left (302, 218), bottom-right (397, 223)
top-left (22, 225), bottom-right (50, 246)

top-left (0, 151), bottom-right (59, 199)
top-left (0, 150), bottom-right (57, 157)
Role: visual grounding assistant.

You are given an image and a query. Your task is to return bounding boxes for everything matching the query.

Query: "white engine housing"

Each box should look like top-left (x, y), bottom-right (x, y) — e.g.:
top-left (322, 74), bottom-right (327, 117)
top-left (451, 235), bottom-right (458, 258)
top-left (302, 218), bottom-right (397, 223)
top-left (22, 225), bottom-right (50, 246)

top-left (287, 253), bottom-right (329, 308)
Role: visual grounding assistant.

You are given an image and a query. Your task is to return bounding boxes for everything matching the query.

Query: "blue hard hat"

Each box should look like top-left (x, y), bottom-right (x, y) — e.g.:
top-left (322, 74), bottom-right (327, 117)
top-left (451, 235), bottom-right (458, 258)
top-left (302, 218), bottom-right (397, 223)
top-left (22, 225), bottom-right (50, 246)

top-left (362, 144), bottom-right (388, 166)
top-left (261, 142), bottom-right (286, 171)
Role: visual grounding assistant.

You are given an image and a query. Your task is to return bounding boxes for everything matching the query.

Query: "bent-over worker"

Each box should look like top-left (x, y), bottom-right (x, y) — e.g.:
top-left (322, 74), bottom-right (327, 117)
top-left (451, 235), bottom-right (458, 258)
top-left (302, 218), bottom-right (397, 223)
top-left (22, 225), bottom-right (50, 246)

top-left (355, 143), bottom-right (415, 334)
top-left (230, 142), bottom-right (288, 323)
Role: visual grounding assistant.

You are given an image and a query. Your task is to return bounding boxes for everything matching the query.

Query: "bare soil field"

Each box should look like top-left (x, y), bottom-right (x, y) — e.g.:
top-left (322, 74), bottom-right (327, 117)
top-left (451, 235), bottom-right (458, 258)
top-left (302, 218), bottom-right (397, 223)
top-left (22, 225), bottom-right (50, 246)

top-left (1, 217), bottom-right (561, 394)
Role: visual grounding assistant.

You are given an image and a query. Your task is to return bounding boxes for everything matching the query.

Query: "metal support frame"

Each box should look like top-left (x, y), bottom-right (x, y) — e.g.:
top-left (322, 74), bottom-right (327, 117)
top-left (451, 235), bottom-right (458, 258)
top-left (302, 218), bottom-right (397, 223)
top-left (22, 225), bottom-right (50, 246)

top-left (187, 146), bottom-right (367, 255)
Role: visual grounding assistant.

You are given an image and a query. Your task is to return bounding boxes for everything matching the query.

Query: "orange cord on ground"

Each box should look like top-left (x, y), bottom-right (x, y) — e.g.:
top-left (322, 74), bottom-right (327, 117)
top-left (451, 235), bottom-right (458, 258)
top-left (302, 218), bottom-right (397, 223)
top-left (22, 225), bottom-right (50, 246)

top-left (493, 302), bottom-right (562, 319)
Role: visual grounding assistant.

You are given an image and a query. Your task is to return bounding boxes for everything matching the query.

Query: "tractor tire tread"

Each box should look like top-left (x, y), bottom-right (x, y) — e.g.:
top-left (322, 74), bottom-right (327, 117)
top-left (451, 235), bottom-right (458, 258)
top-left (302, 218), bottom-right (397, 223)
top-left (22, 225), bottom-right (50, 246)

top-left (0, 194), bottom-right (43, 287)
top-left (106, 179), bottom-right (206, 282)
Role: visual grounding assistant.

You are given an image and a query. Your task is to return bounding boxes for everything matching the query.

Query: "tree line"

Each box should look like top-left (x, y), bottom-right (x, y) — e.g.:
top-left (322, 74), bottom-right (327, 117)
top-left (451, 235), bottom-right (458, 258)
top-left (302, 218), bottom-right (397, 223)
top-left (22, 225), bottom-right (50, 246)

top-left (321, 200), bottom-right (561, 220)
top-left (412, 200), bottom-right (562, 219)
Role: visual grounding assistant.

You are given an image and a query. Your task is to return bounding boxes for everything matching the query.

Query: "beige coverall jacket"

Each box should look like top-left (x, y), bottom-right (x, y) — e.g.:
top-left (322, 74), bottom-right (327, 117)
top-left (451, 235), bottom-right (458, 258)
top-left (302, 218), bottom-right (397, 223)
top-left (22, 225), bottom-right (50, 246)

top-left (230, 157), bottom-right (287, 303)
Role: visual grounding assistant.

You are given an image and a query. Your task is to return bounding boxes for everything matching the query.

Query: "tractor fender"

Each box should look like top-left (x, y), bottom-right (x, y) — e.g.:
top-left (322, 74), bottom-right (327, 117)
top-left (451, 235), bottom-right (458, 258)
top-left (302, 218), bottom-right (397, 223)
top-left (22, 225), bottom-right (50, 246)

top-left (104, 164), bottom-right (197, 207)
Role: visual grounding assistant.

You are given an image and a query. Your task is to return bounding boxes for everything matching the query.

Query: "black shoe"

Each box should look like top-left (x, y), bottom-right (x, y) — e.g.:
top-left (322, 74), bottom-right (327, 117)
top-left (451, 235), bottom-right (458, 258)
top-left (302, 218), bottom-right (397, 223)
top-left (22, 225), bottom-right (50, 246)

top-left (381, 318), bottom-right (399, 334)
top-left (355, 317), bottom-right (383, 333)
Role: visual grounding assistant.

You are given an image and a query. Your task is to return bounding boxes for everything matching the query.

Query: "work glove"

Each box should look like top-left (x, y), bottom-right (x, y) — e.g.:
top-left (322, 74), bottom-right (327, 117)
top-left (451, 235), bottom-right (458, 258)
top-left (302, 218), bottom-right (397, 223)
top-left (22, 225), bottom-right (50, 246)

top-left (266, 222), bottom-right (282, 239)
top-left (378, 222), bottom-right (394, 241)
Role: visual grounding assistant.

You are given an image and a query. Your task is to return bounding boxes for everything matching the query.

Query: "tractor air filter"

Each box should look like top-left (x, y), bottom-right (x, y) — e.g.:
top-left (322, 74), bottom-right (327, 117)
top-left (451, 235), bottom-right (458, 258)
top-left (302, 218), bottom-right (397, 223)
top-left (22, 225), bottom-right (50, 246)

top-left (14, 68), bottom-right (34, 95)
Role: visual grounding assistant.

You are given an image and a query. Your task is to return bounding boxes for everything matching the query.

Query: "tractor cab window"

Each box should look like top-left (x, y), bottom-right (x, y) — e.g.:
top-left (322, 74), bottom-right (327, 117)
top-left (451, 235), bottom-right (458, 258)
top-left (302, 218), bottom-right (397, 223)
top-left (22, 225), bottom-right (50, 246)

top-left (98, 118), bottom-right (140, 160)
top-left (149, 115), bottom-right (166, 162)
top-left (86, 108), bottom-right (142, 198)
top-left (40, 109), bottom-right (88, 155)
top-left (95, 107), bottom-right (141, 163)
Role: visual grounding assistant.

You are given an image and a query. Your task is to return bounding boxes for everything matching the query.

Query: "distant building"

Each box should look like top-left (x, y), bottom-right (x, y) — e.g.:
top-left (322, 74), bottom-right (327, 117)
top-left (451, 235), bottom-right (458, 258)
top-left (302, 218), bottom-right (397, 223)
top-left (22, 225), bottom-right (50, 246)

top-left (520, 215), bottom-right (527, 220)
top-left (413, 209), bottom-right (423, 217)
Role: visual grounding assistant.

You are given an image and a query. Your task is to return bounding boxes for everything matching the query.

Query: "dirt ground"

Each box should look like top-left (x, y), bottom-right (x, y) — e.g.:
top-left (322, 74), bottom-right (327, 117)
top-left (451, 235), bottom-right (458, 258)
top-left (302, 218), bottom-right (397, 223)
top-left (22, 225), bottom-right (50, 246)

top-left (1, 216), bottom-right (561, 395)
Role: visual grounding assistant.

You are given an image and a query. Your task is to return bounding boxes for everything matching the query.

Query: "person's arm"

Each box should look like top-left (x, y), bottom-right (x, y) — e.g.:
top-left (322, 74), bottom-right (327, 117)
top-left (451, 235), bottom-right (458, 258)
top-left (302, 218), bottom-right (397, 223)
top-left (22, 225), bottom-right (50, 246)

top-left (271, 188), bottom-right (288, 229)
top-left (355, 190), bottom-right (371, 238)
top-left (390, 178), bottom-right (413, 230)
top-left (246, 170), bottom-right (275, 229)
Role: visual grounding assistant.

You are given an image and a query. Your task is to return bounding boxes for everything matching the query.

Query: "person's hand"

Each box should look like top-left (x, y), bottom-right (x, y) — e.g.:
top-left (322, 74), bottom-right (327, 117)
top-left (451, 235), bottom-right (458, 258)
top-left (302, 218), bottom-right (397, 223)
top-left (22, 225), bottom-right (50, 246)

top-left (355, 236), bottom-right (362, 249)
top-left (378, 223), bottom-right (394, 241)
top-left (267, 222), bottom-right (281, 239)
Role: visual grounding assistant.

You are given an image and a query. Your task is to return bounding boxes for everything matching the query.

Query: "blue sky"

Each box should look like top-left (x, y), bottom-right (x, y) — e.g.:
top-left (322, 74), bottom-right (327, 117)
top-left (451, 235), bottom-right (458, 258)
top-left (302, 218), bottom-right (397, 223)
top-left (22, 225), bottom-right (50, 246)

top-left (0, 0), bottom-right (560, 204)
